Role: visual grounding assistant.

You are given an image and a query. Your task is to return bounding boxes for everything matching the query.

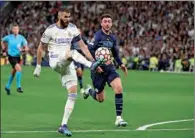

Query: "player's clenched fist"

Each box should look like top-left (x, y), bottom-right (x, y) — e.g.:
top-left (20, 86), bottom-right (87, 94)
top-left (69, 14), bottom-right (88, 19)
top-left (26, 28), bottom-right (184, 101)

top-left (33, 64), bottom-right (41, 77)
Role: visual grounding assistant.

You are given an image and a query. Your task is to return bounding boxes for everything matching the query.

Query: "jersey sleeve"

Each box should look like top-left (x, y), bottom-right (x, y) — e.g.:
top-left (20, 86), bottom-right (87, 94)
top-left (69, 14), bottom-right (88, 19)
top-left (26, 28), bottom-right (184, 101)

top-left (41, 28), bottom-right (51, 44)
top-left (21, 36), bottom-right (28, 47)
top-left (2, 35), bottom-right (9, 43)
top-left (71, 26), bottom-right (81, 43)
top-left (111, 39), bottom-right (123, 66)
top-left (88, 34), bottom-right (99, 58)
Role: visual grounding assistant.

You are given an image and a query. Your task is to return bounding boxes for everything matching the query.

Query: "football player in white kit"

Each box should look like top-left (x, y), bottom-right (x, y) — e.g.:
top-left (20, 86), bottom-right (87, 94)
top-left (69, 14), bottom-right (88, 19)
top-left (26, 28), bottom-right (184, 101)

top-left (33, 8), bottom-right (103, 136)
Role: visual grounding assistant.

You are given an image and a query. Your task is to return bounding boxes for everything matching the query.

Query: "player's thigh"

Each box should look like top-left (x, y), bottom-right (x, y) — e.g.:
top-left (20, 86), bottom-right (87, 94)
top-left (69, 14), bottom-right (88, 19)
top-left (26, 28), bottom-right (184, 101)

top-left (91, 72), bottom-right (106, 93)
top-left (8, 56), bottom-right (22, 71)
top-left (107, 69), bottom-right (123, 94)
top-left (61, 63), bottom-right (78, 92)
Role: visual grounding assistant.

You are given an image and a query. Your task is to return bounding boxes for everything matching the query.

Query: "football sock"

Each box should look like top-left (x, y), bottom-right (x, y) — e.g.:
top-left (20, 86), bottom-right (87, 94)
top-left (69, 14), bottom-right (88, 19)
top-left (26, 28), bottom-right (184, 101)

top-left (115, 93), bottom-right (123, 116)
top-left (16, 71), bottom-right (22, 88)
top-left (6, 74), bottom-right (15, 89)
top-left (78, 76), bottom-right (83, 89)
top-left (61, 93), bottom-right (77, 125)
top-left (71, 50), bottom-right (92, 68)
top-left (89, 89), bottom-right (97, 100)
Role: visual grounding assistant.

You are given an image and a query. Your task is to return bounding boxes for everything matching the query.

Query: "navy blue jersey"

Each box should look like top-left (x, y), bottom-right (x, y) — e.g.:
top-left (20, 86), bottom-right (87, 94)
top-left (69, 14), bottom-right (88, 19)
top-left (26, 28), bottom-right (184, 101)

top-left (88, 29), bottom-right (123, 66)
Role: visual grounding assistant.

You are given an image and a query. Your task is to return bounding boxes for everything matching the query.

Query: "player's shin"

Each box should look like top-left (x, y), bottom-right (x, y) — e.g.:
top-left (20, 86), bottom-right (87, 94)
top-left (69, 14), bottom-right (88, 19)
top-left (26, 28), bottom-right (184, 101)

top-left (78, 76), bottom-right (83, 89)
top-left (71, 50), bottom-right (92, 68)
top-left (89, 89), bottom-right (98, 100)
top-left (115, 93), bottom-right (123, 118)
top-left (6, 74), bottom-right (15, 89)
top-left (61, 93), bottom-right (77, 125)
top-left (16, 71), bottom-right (22, 88)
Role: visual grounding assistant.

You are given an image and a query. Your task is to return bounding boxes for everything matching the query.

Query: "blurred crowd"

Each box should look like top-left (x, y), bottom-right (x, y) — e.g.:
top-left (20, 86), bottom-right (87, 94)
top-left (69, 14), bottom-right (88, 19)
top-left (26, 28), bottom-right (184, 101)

top-left (1, 1), bottom-right (194, 72)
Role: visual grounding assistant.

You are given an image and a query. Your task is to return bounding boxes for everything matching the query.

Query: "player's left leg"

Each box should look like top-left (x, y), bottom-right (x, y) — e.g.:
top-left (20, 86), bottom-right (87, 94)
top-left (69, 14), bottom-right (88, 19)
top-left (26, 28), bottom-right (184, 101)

top-left (74, 61), bottom-right (84, 93)
top-left (15, 57), bottom-right (23, 93)
top-left (5, 68), bottom-right (16, 95)
top-left (109, 71), bottom-right (127, 127)
top-left (58, 63), bottom-right (78, 137)
top-left (70, 50), bottom-right (104, 71)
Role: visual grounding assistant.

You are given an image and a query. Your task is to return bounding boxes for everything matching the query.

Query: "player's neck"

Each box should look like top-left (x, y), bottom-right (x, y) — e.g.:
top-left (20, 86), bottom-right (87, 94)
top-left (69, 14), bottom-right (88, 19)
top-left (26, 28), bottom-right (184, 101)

top-left (56, 22), bottom-right (67, 29)
top-left (13, 34), bottom-right (18, 37)
top-left (102, 28), bottom-right (111, 35)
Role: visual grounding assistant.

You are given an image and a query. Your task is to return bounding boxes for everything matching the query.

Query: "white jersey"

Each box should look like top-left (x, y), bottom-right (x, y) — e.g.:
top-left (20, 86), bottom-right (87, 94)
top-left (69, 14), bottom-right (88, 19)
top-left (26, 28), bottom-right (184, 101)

top-left (41, 23), bottom-right (80, 53)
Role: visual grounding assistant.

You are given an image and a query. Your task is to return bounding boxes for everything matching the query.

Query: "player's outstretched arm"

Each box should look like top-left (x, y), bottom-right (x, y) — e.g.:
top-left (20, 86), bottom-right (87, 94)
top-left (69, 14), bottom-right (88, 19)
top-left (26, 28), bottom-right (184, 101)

top-left (77, 39), bottom-right (95, 62)
top-left (33, 42), bottom-right (46, 77)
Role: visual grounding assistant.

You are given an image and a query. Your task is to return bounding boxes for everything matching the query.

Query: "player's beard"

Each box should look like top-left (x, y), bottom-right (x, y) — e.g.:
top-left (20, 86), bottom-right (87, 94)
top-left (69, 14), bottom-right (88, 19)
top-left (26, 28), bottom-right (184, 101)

top-left (102, 27), bottom-right (111, 34)
top-left (60, 19), bottom-right (69, 28)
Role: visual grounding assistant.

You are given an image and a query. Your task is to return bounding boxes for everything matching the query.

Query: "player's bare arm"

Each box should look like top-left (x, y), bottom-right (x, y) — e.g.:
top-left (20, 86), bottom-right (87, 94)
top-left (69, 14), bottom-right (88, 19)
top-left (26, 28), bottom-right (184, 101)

top-left (36, 42), bottom-right (47, 65)
top-left (77, 39), bottom-right (95, 62)
top-left (33, 41), bottom-right (47, 77)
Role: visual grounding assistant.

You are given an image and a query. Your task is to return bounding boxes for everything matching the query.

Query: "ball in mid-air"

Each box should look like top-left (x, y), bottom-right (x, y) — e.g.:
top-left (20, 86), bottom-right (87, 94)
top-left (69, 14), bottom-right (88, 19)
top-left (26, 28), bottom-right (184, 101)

top-left (95, 47), bottom-right (111, 62)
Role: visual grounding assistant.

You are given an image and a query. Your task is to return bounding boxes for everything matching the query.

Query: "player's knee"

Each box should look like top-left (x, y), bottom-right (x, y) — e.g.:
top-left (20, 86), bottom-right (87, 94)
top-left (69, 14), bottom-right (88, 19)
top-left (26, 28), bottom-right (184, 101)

top-left (15, 64), bottom-right (22, 71)
top-left (98, 98), bottom-right (104, 103)
top-left (114, 85), bottom-right (123, 94)
top-left (76, 69), bottom-right (83, 77)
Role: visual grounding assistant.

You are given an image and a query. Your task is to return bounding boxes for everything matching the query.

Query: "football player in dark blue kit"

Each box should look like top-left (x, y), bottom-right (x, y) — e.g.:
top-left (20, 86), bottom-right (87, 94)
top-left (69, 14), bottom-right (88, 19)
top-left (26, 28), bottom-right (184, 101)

top-left (71, 28), bottom-right (88, 93)
top-left (82, 13), bottom-right (128, 126)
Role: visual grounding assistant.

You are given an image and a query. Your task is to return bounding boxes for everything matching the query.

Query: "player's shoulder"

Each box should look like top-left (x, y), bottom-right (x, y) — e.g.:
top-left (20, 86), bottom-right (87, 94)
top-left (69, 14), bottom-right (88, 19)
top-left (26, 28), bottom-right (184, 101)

top-left (18, 34), bottom-right (26, 39)
top-left (94, 30), bottom-right (102, 39)
top-left (109, 33), bottom-right (117, 41)
top-left (68, 23), bottom-right (77, 28)
top-left (47, 23), bottom-right (56, 29)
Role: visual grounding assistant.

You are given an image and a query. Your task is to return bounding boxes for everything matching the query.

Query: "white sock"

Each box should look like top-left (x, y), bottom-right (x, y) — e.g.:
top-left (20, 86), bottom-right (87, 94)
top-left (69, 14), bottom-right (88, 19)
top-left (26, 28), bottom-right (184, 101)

top-left (61, 93), bottom-right (77, 125)
top-left (71, 50), bottom-right (92, 68)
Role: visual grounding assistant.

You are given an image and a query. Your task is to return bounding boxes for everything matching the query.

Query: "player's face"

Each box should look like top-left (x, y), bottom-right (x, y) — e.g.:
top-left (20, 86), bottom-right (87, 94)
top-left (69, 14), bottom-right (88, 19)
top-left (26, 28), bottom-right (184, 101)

top-left (101, 18), bottom-right (112, 32)
top-left (12, 26), bottom-right (19, 35)
top-left (60, 12), bottom-right (71, 28)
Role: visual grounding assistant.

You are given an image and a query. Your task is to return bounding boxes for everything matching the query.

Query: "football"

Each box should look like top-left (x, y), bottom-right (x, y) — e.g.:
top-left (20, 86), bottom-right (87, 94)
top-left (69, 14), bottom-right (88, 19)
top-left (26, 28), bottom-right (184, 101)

top-left (95, 47), bottom-right (111, 61)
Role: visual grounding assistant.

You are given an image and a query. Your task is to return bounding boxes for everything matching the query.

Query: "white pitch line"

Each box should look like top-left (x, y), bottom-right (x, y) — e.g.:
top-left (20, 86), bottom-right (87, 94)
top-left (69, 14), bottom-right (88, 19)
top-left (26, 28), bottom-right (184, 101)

top-left (1, 128), bottom-right (194, 134)
top-left (136, 119), bottom-right (194, 130)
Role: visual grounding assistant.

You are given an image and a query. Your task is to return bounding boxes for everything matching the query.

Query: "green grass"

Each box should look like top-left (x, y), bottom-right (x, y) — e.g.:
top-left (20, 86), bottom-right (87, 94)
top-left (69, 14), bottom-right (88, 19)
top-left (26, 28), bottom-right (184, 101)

top-left (1, 65), bottom-right (194, 138)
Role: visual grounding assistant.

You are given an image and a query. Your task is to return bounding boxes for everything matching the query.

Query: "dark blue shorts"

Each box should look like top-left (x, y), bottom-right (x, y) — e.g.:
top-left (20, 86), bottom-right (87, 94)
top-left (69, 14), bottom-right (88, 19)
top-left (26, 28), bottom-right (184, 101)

top-left (91, 64), bottom-right (120, 93)
top-left (73, 61), bottom-right (85, 70)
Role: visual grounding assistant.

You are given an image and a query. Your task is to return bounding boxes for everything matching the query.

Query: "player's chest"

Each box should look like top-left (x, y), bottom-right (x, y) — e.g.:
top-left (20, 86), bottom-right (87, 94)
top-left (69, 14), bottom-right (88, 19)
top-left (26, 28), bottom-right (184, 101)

top-left (98, 37), bottom-right (114, 48)
top-left (8, 37), bottom-right (23, 48)
top-left (51, 30), bottom-right (74, 44)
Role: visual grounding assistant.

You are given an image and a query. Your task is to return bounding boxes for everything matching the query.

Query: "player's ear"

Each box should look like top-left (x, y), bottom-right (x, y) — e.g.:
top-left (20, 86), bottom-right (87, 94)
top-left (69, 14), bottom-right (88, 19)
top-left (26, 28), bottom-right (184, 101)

top-left (58, 11), bottom-right (62, 19)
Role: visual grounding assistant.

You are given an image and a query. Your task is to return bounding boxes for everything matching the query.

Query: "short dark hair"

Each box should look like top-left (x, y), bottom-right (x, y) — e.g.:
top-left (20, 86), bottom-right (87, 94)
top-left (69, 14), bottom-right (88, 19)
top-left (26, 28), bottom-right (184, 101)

top-left (12, 23), bottom-right (19, 27)
top-left (101, 13), bottom-right (112, 20)
top-left (58, 7), bottom-right (70, 13)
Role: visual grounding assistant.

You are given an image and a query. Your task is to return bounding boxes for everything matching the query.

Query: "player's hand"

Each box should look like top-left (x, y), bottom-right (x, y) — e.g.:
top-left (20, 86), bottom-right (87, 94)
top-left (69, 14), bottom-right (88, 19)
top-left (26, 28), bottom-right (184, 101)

top-left (33, 64), bottom-right (41, 77)
top-left (96, 66), bottom-right (104, 73)
top-left (120, 64), bottom-right (128, 76)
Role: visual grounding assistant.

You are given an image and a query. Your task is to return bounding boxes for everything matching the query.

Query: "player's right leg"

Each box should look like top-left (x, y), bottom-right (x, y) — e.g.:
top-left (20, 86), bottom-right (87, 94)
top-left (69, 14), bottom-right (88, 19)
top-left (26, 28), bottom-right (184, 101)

top-left (71, 50), bottom-right (104, 71)
top-left (74, 61), bottom-right (84, 93)
top-left (5, 56), bottom-right (20, 95)
top-left (82, 72), bottom-right (106, 102)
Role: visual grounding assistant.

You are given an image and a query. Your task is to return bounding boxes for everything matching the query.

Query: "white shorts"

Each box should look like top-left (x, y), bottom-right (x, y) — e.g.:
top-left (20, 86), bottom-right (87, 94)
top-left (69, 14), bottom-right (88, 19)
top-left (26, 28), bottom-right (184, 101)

top-left (49, 51), bottom-right (77, 89)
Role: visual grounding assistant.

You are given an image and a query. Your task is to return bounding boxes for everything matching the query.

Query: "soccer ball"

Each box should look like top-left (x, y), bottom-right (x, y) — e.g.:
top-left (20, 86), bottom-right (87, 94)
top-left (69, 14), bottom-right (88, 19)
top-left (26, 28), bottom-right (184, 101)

top-left (95, 47), bottom-right (111, 61)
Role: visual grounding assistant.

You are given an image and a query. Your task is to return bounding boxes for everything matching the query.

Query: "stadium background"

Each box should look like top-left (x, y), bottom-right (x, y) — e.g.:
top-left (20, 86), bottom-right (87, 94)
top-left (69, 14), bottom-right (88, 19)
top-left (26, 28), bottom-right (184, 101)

top-left (1, 1), bottom-right (194, 138)
top-left (0, 1), bottom-right (194, 72)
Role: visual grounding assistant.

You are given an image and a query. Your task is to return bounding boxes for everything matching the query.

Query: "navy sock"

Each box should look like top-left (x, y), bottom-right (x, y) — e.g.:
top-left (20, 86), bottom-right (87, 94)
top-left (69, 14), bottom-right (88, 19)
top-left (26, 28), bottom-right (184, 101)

top-left (115, 93), bottom-right (123, 116)
top-left (89, 89), bottom-right (97, 100)
top-left (78, 76), bottom-right (83, 89)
